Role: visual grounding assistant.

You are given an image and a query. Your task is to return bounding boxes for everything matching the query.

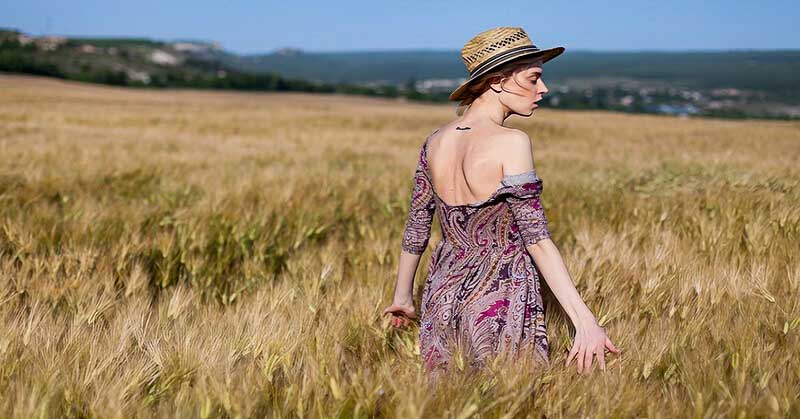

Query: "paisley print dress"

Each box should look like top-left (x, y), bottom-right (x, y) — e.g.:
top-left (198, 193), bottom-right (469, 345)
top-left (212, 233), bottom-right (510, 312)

top-left (401, 130), bottom-right (553, 374)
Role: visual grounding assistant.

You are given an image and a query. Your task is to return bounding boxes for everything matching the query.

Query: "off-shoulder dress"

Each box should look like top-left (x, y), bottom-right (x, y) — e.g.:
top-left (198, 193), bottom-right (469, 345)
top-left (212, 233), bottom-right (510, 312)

top-left (401, 129), bottom-right (553, 373)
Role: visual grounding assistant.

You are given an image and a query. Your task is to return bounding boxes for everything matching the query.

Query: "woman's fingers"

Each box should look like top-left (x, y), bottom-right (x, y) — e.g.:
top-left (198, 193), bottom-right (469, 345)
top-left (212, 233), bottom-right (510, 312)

top-left (386, 308), bottom-right (415, 328)
top-left (606, 337), bottom-right (621, 353)
top-left (583, 346), bottom-right (594, 374)
top-left (382, 304), bottom-right (417, 330)
top-left (566, 343), bottom-right (579, 367)
top-left (564, 332), bottom-right (619, 375)
top-left (597, 347), bottom-right (606, 371)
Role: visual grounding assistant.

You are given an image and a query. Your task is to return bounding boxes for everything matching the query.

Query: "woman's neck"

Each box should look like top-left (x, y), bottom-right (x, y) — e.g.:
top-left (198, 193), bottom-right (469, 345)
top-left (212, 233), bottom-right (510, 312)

top-left (460, 96), bottom-right (510, 127)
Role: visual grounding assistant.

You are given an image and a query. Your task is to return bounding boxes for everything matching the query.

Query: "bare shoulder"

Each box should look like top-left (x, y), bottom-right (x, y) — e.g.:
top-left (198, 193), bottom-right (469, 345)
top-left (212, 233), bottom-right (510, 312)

top-left (496, 128), bottom-right (536, 175)
top-left (502, 128), bottom-right (533, 154)
top-left (427, 123), bottom-right (452, 144)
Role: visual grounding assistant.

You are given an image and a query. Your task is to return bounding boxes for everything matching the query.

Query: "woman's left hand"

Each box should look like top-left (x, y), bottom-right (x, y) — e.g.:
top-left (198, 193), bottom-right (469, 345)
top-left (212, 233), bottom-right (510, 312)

top-left (566, 322), bottom-right (621, 374)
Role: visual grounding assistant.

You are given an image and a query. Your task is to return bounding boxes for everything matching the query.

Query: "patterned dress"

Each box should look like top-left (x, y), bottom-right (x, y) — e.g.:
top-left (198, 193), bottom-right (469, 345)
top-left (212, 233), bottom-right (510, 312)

top-left (401, 129), bottom-right (553, 374)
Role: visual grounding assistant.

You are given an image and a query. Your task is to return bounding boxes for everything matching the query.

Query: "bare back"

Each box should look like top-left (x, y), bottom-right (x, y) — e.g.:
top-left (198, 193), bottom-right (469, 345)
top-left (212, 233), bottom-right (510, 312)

top-left (426, 122), bottom-right (525, 206)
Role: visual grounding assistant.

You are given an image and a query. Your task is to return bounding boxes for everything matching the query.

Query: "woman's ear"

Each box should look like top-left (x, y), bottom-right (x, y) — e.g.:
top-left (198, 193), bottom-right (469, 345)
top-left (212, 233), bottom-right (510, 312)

top-left (488, 76), bottom-right (505, 93)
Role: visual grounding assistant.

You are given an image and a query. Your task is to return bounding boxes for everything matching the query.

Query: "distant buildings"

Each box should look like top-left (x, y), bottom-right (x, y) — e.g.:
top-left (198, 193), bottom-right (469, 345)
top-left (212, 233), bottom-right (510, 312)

top-left (414, 78), bottom-right (463, 93)
top-left (398, 75), bottom-right (784, 118)
top-left (149, 49), bottom-right (180, 66)
top-left (645, 103), bottom-right (700, 116)
top-left (15, 34), bottom-right (66, 51)
top-left (171, 41), bottom-right (221, 53)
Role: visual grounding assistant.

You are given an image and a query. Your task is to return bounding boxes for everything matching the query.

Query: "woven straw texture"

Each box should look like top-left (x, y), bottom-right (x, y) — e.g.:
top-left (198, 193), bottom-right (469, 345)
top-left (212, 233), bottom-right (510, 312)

top-left (460, 27), bottom-right (535, 72)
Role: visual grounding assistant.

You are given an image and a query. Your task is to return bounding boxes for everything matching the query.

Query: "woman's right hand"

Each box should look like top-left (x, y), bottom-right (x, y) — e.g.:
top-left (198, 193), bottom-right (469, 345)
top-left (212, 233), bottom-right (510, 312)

top-left (382, 299), bottom-right (417, 328)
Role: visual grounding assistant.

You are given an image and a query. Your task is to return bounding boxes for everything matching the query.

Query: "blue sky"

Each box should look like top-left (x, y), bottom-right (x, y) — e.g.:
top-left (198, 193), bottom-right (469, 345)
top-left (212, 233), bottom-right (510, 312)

top-left (2, 0), bottom-right (798, 54)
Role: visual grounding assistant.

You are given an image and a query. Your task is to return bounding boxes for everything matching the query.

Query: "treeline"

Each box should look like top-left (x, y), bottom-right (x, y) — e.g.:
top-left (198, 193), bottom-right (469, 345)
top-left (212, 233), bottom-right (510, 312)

top-left (0, 37), bottom-right (403, 98)
top-left (1, 35), bottom-right (797, 120)
top-left (0, 40), bottom-right (63, 77)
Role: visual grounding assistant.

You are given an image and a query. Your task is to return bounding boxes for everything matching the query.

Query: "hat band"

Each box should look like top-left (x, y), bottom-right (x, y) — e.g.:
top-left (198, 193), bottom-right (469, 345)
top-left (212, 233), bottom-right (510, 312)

top-left (468, 44), bottom-right (541, 78)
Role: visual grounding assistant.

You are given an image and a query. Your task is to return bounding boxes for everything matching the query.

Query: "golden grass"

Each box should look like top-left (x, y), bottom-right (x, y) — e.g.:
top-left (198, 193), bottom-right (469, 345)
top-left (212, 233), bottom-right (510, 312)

top-left (0, 74), bottom-right (798, 418)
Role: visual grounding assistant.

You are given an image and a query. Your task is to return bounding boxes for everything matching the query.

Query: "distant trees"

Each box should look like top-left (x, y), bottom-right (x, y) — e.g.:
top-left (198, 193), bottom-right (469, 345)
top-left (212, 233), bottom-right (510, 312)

top-left (0, 38), bottom-right (64, 77)
top-left (2, 32), bottom-right (797, 120)
top-left (0, 37), bottom-right (417, 99)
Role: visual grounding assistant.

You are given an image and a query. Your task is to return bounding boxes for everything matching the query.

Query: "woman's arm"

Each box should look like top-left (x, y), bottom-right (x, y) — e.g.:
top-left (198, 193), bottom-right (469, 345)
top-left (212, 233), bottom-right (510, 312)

top-left (384, 143), bottom-right (436, 328)
top-left (503, 130), bottom-right (597, 329)
top-left (393, 250), bottom-right (422, 306)
top-left (529, 239), bottom-right (620, 374)
top-left (385, 245), bottom-right (426, 329)
top-left (527, 239), bottom-right (598, 332)
top-left (503, 130), bottom-right (620, 373)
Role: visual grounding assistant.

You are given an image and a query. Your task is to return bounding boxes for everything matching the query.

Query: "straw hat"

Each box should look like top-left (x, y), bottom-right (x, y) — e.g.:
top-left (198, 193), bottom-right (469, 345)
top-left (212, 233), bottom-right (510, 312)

top-left (449, 26), bottom-right (565, 102)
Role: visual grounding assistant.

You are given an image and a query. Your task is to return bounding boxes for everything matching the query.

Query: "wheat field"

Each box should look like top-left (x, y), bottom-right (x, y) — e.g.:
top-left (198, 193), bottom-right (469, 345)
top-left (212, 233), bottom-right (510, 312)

top-left (0, 74), bottom-right (798, 418)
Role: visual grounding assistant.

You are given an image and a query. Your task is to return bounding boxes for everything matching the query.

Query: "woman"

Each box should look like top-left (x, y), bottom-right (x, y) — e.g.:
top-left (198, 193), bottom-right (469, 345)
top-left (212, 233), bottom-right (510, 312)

top-left (383, 27), bottom-right (620, 376)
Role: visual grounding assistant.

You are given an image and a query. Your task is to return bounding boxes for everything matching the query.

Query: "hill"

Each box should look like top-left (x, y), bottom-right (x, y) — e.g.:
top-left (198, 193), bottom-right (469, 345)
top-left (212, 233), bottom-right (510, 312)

top-left (227, 48), bottom-right (800, 119)
top-left (2, 28), bottom-right (799, 119)
top-left (0, 29), bottom-right (393, 97)
top-left (230, 48), bottom-right (800, 99)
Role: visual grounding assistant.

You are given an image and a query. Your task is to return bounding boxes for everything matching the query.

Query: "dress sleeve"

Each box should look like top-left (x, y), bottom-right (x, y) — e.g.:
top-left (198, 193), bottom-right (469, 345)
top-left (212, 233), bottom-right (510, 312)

top-left (501, 172), bottom-right (552, 246)
top-left (401, 145), bottom-right (436, 255)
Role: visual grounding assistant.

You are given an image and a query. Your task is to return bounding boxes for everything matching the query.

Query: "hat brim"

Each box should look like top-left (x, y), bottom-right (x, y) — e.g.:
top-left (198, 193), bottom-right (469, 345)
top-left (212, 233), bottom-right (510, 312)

top-left (448, 46), bottom-right (565, 102)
